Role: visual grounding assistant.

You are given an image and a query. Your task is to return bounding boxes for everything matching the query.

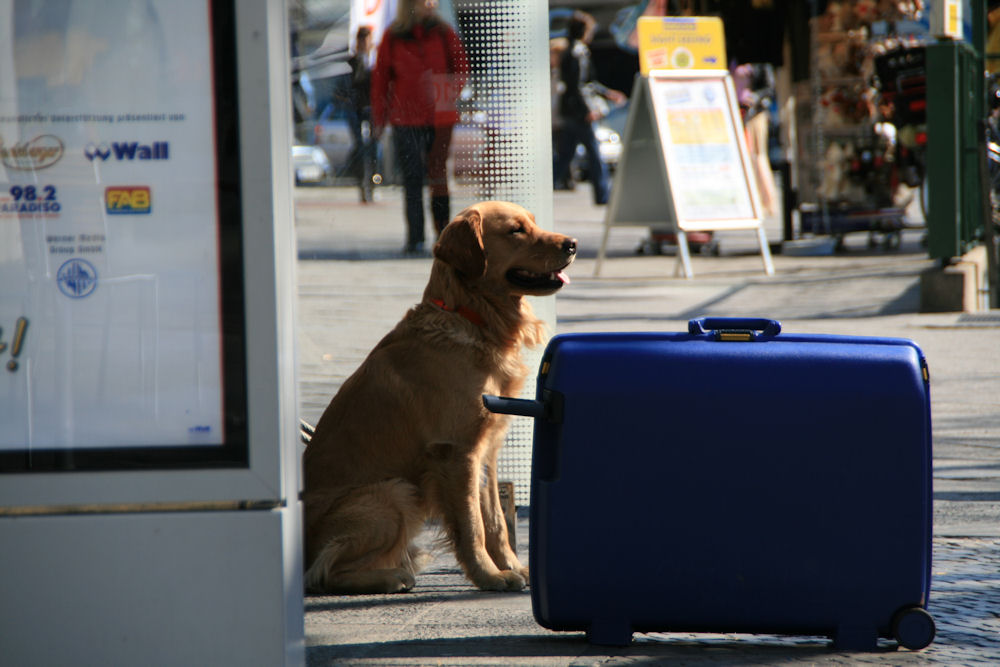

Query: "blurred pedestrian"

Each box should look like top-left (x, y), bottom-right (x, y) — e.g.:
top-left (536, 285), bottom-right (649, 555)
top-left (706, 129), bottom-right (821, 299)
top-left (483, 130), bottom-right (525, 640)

top-left (988, 0), bottom-right (1000, 74)
top-left (552, 10), bottom-right (625, 205)
top-left (734, 62), bottom-right (778, 216)
top-left (348, 26), bottom-right (376, 202)
top-left (372, 0), bottom-right (468, 254)
top-left (549, 37), bottom-right (572, 190)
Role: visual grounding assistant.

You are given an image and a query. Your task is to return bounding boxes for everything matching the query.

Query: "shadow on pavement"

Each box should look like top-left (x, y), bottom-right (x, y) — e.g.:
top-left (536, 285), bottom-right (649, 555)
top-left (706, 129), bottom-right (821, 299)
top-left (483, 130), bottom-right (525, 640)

top-left (307, 633), bottom-right (845, 664)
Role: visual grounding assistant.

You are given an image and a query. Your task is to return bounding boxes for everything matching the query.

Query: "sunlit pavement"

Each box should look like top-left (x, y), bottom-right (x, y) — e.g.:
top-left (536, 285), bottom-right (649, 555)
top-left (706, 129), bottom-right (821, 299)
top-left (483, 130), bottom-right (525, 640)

top-left (295, 183), bottom-right (1000, 666)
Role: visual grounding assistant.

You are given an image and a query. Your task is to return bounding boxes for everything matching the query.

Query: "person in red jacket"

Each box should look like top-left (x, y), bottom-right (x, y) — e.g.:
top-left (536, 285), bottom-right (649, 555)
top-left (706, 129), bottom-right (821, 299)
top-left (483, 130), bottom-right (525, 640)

top-left (372, 0), bottom-right (468, 255)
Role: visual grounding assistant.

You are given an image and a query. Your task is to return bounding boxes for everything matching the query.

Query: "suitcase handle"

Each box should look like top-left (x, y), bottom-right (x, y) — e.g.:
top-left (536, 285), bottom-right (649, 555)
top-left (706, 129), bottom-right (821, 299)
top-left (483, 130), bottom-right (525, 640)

top-left (688, 317), bottom-right (782, 339)
top-left (482, 395), bottom-right (545, 419)
top-left (483, 392), bottom-right (563, 423)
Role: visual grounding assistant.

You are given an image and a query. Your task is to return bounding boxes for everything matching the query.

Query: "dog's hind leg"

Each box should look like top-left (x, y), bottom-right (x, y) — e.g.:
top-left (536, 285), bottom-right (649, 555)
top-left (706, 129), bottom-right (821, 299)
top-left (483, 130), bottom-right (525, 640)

top-left (308, 565), bottom-right (416, 595)
top-left (303, 480), bottom-right (427, 594)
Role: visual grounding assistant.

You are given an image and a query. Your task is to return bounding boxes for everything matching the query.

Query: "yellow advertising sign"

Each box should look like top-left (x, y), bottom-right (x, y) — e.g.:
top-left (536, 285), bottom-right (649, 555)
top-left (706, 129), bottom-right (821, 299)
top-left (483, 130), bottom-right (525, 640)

top-left (945, 0), bottom-right (963, 40)
top-left (637, 16), bottom-right (727, 74)
top-left (929, 0), bottom-right (964, 40)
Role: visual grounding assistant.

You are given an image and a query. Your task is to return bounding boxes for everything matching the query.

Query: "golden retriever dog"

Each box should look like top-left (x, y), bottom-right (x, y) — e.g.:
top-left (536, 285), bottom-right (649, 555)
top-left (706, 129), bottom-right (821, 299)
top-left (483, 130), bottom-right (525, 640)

top-left (303, 200), bottom-right (576, 594)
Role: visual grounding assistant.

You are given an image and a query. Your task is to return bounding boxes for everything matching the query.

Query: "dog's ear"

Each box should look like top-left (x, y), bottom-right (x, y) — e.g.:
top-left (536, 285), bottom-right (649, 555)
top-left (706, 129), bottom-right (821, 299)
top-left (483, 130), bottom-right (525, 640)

top-left (434, 208), bottom-right (486, 279)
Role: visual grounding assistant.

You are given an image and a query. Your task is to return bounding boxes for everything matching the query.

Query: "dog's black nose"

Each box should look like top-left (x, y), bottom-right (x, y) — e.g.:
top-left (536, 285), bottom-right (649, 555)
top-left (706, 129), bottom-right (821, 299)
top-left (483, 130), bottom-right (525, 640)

top-left (563, 238), bottom-right (578, 256)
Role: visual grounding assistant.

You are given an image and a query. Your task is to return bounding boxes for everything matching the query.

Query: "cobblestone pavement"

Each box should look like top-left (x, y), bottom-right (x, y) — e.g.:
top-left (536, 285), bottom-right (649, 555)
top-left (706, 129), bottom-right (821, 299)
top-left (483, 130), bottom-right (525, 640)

top-left (927, 539), bottom-right (1000, 662)
top-left (305, 529), bottom-right (1000, 666)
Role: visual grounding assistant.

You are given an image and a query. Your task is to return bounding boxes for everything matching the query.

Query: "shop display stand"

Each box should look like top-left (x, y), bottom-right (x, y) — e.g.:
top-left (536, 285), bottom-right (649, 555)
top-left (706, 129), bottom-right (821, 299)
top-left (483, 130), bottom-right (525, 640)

top-left (795, 7), bottom-right (923, 253)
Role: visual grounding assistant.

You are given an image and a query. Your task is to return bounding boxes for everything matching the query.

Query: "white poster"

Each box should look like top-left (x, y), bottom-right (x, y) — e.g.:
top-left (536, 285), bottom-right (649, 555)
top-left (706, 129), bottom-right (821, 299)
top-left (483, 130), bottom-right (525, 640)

top-left (0, 1), bottom-right (227, 450)
top-left (648, 74), bottom-right (758, 225)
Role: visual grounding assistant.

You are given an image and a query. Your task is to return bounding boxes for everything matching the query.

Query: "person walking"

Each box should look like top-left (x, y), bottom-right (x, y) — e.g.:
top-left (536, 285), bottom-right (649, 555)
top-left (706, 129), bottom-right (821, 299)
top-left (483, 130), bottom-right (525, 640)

top-left (347, 26), bottom-right (376, 203)
top-left (372, 0), bottom-right (468, 254)
top-left (552, 10), bottom-right (624, 205)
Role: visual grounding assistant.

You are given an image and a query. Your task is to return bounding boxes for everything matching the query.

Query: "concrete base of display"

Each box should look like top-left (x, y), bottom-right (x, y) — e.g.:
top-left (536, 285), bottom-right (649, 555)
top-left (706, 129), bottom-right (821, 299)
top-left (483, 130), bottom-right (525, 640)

top-left (0, 506), bottom-right (304, 666)
top-left (920, 245), bottom-right (989, 313)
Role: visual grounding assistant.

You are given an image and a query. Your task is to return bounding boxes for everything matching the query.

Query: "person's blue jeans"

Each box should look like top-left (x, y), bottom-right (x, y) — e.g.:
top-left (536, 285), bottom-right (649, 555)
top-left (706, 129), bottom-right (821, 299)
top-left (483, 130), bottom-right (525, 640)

top-left (347, 109), bottom-right (376, 199)
top-left (393, 126), bottom-right (435, 248)
top-left (553, 117), bottom-right (609, 205)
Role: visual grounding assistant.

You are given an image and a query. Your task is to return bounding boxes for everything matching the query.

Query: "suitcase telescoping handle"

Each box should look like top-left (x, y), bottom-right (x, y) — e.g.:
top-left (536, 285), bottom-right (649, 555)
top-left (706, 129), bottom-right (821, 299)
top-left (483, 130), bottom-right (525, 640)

top-left (482, 395), bottom-right (545, 419)
top-left (482, 392), bottom-right (563, 423)
top-left (688, 317), bottom-right (781, 340)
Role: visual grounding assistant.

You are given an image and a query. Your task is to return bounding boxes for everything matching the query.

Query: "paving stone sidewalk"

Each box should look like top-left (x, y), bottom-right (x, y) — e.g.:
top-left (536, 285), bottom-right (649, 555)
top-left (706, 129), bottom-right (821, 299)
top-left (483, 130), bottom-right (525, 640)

top-left (296, 185), bottom-right (1000, 665)
top-left (305, 528), bottom-right (1000, 666)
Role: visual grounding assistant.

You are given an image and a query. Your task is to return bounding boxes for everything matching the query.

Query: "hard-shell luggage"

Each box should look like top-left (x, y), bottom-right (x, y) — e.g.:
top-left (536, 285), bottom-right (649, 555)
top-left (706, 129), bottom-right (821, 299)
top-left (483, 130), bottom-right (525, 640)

top-left (484, 318), bottom-right (935, 651)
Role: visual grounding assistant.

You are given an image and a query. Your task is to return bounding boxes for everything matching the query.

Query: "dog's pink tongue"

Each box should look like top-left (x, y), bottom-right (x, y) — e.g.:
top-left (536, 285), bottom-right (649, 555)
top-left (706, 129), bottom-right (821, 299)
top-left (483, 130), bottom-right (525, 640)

top-left (556, 270), bottom-right (571, 285)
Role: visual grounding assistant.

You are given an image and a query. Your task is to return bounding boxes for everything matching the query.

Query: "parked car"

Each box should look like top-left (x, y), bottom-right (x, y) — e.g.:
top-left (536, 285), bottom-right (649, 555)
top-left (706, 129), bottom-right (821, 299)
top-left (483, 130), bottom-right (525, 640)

top-left (301, 72), bottom-right (392, 183)
top-left (451, 97), bottom-right (489, 181)
top-left (309, 114), bottom-right (354, 178)
top-left (293, 144), bottom-right (332, 185)
top-left (568, 102), bottom-right (626, 182)
top-left (594, 102), bottom-right (626, 170)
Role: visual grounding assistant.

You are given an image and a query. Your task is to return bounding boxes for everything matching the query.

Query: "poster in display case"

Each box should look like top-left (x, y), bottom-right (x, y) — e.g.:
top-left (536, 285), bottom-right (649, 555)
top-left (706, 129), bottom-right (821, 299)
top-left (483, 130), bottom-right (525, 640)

top-left (0, 0), bottom-right (248, 471)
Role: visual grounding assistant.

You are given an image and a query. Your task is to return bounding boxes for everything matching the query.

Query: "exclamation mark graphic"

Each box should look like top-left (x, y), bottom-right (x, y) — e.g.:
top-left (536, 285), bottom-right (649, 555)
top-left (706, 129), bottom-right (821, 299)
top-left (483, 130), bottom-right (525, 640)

top-left (7, 317), bottom-right (27, 372)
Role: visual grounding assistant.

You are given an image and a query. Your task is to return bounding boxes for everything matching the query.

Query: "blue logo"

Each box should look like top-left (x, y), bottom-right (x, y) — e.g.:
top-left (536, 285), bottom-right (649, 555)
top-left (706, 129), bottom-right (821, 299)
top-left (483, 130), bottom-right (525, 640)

top-left (84, 141), bottom-right (169, 161)
top-left (57, 258), bottom-right (98, 298)
top-left (84, 144), bottom-right (111, 161)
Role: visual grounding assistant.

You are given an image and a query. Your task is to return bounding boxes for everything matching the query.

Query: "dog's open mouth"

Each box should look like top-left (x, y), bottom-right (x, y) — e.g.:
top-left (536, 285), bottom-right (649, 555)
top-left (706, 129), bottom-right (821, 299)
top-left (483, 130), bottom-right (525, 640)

top-left (506, 267), bottom-right (571, 291)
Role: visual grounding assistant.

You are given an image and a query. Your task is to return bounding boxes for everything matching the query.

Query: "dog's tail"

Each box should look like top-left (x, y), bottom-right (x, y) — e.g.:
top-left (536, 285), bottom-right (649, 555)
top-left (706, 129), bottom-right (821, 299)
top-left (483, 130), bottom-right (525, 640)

top-left (300, 419), bottom-right (315, 445)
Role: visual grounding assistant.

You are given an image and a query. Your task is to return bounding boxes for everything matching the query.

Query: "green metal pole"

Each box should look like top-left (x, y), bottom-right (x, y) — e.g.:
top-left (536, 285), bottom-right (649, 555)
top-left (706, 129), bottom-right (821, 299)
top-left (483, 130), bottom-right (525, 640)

top-left (925, 42), bottom-right (963, 261)
top-left (925, 3), bottom-right (988, 268)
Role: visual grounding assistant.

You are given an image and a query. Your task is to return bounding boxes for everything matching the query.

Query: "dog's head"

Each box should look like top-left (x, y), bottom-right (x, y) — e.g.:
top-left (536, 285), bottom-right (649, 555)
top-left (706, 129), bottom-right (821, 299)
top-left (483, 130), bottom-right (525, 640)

top-left (433, 201), bottom-right (576, 296)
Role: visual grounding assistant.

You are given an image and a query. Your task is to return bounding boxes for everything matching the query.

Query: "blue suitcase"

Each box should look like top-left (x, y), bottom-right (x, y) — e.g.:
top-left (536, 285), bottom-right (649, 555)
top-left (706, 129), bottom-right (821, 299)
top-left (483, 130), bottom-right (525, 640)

top-left (484, 318), bottom-right (935, 651)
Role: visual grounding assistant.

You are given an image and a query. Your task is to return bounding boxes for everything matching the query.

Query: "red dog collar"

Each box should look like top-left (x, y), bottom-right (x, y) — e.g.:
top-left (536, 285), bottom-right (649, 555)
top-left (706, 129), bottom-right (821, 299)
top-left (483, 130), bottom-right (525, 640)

top-left (430, 299), bottom-right (485, 327)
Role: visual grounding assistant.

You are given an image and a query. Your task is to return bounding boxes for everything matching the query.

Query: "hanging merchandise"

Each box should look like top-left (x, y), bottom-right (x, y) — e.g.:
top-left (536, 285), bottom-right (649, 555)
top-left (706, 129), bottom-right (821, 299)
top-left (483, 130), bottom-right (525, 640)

top-left (797, 0), bottom-right (930, 251)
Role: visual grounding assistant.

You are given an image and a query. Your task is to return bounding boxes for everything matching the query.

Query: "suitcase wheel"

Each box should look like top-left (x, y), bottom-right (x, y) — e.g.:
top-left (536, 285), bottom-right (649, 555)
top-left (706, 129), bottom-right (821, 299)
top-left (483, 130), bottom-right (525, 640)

top-left (891, 606), bottom-right (936, 651)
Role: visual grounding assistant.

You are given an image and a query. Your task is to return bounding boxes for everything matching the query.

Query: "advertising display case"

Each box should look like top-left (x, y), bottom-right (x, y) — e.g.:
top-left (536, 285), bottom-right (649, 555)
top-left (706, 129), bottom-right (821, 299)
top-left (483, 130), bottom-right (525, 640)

top-left (1, 0), bottom-right (250, 474)
top-left (0, 2), bottom-right (303, 664)
top-left (0, 0), bottom-right (295, 507)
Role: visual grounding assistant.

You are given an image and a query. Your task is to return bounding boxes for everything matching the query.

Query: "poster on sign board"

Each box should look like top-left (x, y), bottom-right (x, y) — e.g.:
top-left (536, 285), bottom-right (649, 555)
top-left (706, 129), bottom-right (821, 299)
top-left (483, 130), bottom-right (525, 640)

top-left (646, 72), bottom-right (759, 228)
top-left (597, 70), bottom-right (773, 279)
top-left (0, 1), bottom-right (245, 465)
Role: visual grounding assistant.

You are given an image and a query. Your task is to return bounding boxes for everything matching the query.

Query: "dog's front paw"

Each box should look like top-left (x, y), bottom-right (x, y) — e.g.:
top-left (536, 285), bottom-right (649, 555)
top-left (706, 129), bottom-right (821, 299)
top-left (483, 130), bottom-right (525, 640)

top-left (474, 569), bottom-right (526, 592)
top-left (502, 562), bottom-right (529, 585)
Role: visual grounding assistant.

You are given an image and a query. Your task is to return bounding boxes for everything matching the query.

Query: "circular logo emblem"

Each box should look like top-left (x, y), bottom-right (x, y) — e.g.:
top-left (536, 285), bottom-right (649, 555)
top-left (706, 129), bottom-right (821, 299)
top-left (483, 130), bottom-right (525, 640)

top-left (0, 134), bottom-right (65, 170)
top-left (671, 47), bottom-right (694, 69)
top-left (57, 258), bottom-right (98, 298)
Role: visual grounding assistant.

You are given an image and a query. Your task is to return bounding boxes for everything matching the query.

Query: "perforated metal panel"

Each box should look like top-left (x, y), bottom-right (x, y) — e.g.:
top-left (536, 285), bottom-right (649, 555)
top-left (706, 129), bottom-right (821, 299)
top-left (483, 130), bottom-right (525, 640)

top-left (454, 0), bottom-right (553, 507)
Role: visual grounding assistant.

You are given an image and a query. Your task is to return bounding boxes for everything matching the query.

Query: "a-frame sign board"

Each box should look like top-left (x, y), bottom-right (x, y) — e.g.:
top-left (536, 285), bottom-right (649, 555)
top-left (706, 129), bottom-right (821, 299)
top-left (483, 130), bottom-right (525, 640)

top-left (596, 69), bottom-right (775, 279)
